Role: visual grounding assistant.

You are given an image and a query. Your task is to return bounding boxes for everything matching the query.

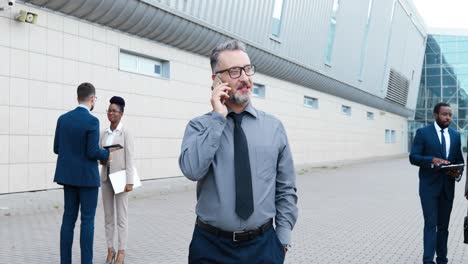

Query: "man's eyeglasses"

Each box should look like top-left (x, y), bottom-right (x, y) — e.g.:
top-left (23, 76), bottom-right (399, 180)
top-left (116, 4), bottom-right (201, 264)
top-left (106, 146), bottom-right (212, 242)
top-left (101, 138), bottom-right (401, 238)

top-left (215, 65), bottom-right (256, 79)
top-left (106, 109), bottom-right (121, 114)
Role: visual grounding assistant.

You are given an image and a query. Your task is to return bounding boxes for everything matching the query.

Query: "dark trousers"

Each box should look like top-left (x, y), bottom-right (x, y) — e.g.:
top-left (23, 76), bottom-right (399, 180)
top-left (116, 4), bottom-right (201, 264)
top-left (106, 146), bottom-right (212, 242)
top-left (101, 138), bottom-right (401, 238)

top-left (189, 225), bottom-right (285, 264)
top-left (60, 185), bottom-right (99, 264)
top-left (420, 193), bottom-right (453, 264)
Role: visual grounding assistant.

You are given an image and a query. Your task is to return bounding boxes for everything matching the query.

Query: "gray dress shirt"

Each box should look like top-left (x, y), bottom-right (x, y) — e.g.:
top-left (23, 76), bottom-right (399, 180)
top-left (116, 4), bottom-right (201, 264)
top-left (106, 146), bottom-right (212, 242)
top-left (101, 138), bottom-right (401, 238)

top-left (179, 103), bottom-right (298, 245)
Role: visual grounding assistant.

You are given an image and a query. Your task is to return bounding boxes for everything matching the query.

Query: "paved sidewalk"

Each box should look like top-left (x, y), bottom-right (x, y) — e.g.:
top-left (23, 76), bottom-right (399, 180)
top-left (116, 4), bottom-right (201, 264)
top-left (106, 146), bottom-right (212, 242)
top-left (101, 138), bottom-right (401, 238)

top-left (1, 157), bottom-right (468, 263)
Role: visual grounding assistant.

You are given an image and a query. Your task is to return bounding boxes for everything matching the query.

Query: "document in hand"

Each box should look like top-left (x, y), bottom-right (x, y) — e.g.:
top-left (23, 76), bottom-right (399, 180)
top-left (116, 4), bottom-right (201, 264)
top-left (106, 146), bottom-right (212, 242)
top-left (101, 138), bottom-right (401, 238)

top-left (103, 144), bottom-right (124, 150)
top-left (439, 163), bottom-right (465, 170)
top-left (109, 168), bottom-right (142, 194)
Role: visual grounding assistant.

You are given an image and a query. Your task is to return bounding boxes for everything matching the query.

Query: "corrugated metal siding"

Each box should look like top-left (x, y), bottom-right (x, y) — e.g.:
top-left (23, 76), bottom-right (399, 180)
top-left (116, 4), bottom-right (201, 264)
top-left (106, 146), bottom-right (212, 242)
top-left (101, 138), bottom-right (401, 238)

top-left (153, 0), bottom-right (425, 102)
top-left (23, 0), bottom-right (424, 116)
top-left (360, 0), bottom-right (395, 96)
top-left (153, 0), bottom-right (333, 70)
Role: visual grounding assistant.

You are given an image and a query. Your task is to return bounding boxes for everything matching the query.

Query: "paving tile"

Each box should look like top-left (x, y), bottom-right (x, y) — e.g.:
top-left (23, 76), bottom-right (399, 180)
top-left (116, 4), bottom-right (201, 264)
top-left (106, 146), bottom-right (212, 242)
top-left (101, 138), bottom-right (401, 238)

top-left (1, 157), bottom-right (468, 263)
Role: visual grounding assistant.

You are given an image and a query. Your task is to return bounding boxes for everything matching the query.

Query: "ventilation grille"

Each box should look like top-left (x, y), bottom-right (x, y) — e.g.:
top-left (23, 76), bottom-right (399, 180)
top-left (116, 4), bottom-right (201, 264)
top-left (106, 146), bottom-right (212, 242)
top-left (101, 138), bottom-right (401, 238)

top-left (386, 69), bottom-right (409, 106)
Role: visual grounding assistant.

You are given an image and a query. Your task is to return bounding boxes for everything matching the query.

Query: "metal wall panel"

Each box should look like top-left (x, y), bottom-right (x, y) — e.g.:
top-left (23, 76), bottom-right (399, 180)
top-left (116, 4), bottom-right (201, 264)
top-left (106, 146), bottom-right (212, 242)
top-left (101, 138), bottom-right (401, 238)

top-left (153, 0), bottom-right (333, 69)
top-left (359, 0), bottom-right (395, 96)
top-left (153, 0), bottom-right (426, 106)
top-left (23, 0), bottom-right (426, 116)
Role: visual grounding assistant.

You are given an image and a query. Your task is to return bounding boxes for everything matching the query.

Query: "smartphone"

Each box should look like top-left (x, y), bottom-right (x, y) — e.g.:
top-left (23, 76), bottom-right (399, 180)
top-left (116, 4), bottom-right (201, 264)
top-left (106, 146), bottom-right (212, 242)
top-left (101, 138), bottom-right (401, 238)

top-left (211, 75), bottom-right (229, 104)
top-left (211, 75), bottom-right (223, 90)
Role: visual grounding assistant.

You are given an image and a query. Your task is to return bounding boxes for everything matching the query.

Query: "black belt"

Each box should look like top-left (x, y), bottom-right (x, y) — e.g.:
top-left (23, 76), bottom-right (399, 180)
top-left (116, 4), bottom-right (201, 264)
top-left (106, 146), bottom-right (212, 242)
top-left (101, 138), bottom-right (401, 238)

top-left (196, 218), bottom-right (273, 242)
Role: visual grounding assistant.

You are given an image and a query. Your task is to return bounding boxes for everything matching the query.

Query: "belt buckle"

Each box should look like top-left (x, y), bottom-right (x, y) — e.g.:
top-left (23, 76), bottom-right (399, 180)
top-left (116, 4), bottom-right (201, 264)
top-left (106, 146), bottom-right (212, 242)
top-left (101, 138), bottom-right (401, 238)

top-left (232, 231), bottom-right (242, 242)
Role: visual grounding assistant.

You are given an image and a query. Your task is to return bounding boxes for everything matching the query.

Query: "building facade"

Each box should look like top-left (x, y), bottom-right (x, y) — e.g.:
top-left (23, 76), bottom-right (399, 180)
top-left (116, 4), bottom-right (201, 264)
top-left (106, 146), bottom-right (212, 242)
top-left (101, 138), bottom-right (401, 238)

top-left (0, 0), bottom-right (426, 193)
top-left (411, 31), bottom-right (468, 151)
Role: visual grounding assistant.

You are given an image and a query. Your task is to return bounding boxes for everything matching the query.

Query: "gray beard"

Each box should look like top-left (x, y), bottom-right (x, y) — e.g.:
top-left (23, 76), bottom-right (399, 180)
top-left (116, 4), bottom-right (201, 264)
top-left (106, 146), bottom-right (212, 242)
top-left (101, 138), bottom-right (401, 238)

top-left (229, 93), bottom-right (250, 105)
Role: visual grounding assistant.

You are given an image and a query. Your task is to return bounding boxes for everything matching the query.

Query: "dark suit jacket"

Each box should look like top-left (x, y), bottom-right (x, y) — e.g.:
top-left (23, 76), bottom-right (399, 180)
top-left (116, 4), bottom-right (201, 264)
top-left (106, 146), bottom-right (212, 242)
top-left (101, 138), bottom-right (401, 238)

top-left (53, 107), bottom-right (109, 187)
top-left (409, 124), bottom-right (464, 200)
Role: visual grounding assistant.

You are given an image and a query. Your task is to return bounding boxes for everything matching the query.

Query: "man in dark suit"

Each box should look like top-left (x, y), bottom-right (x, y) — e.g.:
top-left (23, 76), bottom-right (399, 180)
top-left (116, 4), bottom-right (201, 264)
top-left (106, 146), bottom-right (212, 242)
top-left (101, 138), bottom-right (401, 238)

top-left (410, 102), bottom-right (464, 264)
top-left (53, 82), bottom-right (114, 264)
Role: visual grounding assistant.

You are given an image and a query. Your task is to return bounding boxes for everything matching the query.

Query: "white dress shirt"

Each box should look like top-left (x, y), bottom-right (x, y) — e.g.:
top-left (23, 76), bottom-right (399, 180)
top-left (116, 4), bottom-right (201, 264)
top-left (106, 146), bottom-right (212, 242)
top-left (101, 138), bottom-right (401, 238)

top-left (434, 121), bottom-right (450, 159)
top-left (105, 122), bottom-right (123, 147)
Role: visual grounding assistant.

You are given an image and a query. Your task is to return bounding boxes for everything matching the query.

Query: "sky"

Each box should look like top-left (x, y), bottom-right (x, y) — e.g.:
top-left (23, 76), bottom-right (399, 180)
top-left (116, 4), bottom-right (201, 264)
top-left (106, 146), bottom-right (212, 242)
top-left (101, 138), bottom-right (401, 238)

top-left (412, 0), bottom-right (468, 29)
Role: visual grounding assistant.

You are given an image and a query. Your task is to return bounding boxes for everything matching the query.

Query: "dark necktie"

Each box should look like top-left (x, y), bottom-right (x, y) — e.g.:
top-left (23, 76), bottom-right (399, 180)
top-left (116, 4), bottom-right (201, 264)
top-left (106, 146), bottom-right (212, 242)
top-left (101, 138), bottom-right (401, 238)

top-left (230, 112), bottom-right (254, 220)
top-left (441, 129), bottom-right (447, 159)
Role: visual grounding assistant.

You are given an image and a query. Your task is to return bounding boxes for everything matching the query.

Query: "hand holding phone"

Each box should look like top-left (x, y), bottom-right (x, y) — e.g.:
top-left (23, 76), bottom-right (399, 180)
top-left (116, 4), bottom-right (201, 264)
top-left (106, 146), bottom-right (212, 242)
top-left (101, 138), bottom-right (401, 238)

top-left (210, 75), bottom-right (231, 117)
top-left (211, 75), bottom-right (222, 90)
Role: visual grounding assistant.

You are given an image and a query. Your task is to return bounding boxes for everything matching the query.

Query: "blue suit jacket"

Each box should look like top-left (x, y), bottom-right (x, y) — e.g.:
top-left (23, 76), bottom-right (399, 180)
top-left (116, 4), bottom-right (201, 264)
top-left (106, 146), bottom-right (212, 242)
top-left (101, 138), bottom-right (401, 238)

top-left (409, 124), bottom-right (464, 200)
top-left (53, 107), bottom-right (109, 187)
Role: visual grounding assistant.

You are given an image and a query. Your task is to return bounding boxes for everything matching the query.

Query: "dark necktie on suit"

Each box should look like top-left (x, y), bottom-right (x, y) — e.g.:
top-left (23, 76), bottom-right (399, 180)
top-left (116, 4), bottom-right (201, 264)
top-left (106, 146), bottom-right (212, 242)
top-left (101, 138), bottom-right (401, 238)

top-left (230, 112), bottom-right (254, 220)
top-left (441, 129), bottom-right (447, 159)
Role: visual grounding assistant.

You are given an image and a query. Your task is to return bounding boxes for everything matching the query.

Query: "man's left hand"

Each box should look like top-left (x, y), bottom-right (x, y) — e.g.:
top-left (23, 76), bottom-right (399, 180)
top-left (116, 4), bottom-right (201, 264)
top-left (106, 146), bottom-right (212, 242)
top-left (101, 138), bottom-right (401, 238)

top-left (283, 244), bottom-right (290, 254)
top-left (124, 184), bottom-right (134, 192)
top-left (445, 168), bottom-right (460, 178)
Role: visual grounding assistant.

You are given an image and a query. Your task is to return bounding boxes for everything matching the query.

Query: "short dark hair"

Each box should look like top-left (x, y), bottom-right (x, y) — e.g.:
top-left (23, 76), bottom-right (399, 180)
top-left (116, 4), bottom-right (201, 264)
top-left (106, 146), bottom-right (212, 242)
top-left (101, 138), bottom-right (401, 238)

top-left (77, 82), bottom-right (96, 102)
top-left (210, 40), bottom-right (247, 73)
top-left (433, 102), bottom-right (450, 114)
top-left (109, 96), bottom-right (125, 113)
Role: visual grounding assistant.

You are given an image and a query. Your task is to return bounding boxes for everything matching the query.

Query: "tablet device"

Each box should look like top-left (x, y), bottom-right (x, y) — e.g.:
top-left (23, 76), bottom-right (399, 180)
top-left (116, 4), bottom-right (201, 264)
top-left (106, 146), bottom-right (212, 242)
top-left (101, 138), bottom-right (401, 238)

top-left (439, 163), bottom-right (464, 170)
top-left (103, 144), bottom-right (124, 150)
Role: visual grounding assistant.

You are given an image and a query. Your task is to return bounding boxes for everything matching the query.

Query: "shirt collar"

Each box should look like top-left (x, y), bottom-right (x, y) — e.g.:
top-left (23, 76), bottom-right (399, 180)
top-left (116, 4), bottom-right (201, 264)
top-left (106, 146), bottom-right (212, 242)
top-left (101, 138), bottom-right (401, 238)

top-left (106, 122), bottom-right (123, 134)
top-left (77, 104), bottom-right (90, 112)
top-left (434, 121), bottom-right (448, 133)
top-left (227, 101), bottom-right (258, 118)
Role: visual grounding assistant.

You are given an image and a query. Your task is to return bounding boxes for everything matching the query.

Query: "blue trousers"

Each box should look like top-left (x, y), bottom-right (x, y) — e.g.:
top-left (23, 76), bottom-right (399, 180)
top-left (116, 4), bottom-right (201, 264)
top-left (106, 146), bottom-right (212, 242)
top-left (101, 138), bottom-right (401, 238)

top-left (420, 193), bottom-right (453, 264)
top-left (60, 185), bottom-right (99, 264)
top-left (189, 224), bottom-right (285, 264)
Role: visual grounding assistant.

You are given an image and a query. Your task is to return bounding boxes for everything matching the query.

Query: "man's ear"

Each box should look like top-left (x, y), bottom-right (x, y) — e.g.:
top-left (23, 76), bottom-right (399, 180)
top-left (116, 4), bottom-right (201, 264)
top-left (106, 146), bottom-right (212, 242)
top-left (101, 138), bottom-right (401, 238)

top-left (211, 74), bottom-right (216, 81)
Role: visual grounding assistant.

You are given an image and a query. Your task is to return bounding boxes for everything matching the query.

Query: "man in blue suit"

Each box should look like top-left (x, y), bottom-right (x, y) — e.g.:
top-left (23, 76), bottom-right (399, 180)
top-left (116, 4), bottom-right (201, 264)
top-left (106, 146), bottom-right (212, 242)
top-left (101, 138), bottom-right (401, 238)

top-left (410, 102), bottom-right (464, 264)
top-left (54, 82), bottom-right (114, 264)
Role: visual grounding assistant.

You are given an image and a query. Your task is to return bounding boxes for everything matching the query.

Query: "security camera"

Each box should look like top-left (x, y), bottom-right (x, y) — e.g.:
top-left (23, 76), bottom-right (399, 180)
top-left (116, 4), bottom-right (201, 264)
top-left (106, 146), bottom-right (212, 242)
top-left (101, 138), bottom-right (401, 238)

top-left (16, 10), bottom-right (38, 24)
top-left (0, 0), bottom-right (14, 10)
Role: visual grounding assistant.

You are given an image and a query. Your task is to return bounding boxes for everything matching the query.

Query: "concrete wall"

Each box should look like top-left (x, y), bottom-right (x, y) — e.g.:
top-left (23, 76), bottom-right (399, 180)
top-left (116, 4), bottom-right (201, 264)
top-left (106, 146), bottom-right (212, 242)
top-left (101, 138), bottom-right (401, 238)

top-left (0, 3), bottom-right (409, 194)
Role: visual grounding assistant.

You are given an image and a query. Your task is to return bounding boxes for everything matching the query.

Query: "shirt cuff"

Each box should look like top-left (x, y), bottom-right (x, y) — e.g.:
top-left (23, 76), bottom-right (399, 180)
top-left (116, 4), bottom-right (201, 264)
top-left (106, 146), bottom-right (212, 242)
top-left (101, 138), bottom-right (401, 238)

top-left (211, 111), bottom-right (227, 124)
top-left (275, 226), bottom-right (292, 245)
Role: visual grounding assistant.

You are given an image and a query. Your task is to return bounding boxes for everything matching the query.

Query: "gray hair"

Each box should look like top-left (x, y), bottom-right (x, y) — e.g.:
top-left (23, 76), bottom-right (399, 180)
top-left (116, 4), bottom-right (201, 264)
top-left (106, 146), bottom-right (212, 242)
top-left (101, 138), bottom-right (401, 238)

top-left (210, 39), bottom-right (247, 73)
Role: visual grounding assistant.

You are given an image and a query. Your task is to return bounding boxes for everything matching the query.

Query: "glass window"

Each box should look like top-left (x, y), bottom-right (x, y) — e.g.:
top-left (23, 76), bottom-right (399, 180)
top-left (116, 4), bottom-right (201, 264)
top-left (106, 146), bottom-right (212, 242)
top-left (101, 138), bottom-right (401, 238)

top-left (442, 86), bottom-right (457, 97)
top-left (367, 111), bottom-right (374, 120)
top-left (391, 130), bottom-right (396, 143)
top-left (119, 50), bottom-right (169, 78)
top-left (441, 42), bottom-right (457, 53)
top-left (426, 67), bottom-right (440, 76)
top-left (138, 56), bottom-right (162, 77)
top-left (443, 53), bottom-right (458, 64)
top-left (385, 129), bottom-right (391, 143)
top-left (304, 96), bottom-right (318, 109)
top-left (442, 75), bottom-right (457, 86)
top-left (341, 105), bottom-right (351, 116)
top-left (325, 0), bottom-right (340, 65)
top-left (252, 83), bottom-right (266, 98)
top-left (426, 53), bottom-right (440, 65)
top-left (415, 109), bottom-right (426, 120)
top-left (455, 66), bottom-right (468, 75)
top-left (457, 41), bottom-right (468, 53)
top-left (271, 0), bottom-right (284, 37)
top-left (119, 52), bottom-right (138, 72)
top-left (457, 119), bottom-right (468, 130)
top-left (426, 76), bottom-right (441, 87)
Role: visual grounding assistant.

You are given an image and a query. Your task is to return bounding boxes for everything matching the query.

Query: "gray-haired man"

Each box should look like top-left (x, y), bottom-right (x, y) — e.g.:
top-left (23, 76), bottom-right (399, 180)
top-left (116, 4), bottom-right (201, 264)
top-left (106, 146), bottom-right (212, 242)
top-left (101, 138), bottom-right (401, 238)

top-left (179, 39), bottom-right (298, 263)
